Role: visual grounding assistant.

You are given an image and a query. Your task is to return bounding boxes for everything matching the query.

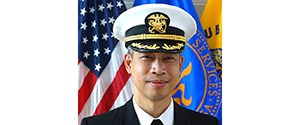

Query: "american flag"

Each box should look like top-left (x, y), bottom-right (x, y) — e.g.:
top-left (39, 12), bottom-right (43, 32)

top-left (78, 0), bottom-right (133, 124)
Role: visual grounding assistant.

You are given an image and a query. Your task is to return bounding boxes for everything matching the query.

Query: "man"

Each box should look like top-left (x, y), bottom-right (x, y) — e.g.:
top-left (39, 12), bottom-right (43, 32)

top-left (81, 3), bottom-right (219, 125)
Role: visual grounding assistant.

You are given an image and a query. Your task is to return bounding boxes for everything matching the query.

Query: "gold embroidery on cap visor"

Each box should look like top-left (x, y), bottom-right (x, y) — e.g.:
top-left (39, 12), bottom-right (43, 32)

top-left (130, 42), bottom-right (184, 51)
top-left (131, 43), bottom-right (160, 50)
top-left (124, 34), bottom-right (186, 43)
top-left (162, 43), bottom-right (184, 50)
top-left (147, 13), bottom-right (168, 33)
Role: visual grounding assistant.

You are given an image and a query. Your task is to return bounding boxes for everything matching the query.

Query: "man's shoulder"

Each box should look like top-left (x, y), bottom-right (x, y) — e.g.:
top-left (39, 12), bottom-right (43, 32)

top-left (175, 103), bottom-right (220, 125)
top-left (81, 105), bottom-right (126, 125)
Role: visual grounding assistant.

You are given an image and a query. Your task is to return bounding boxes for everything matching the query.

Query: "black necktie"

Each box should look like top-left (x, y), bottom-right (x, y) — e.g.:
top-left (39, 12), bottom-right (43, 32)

top-left (151, 119), bottom-right (163, 125)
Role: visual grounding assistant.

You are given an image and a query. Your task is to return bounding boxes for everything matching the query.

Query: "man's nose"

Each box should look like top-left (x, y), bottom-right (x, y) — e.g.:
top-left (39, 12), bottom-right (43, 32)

top-left (150, 59), bottom-right (166, 75)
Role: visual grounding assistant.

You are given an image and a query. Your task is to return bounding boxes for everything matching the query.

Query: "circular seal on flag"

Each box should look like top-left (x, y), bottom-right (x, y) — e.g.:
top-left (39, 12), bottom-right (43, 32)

top-left (172, 30), bottom-right (222, 117)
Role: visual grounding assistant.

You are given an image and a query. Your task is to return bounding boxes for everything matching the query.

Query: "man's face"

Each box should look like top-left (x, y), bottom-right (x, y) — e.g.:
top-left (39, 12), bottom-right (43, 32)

top-left (124, 51), bottom-right (184, 101)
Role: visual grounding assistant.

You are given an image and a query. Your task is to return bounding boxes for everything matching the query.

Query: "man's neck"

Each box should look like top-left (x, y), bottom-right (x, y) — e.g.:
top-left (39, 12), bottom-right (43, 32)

top-left (133, 94), bottom-right (172, 118)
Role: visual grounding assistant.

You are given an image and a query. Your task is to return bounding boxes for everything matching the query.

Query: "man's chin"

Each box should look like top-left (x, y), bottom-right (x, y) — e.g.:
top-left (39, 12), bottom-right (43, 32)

top-left (148, 93), bottom-right (172, 102)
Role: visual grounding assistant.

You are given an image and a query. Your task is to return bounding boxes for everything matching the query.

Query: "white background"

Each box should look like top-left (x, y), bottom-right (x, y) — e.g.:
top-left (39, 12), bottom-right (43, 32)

top-left (0, 0), bottom-right (77, 125)
top-left (0, 0), bottom-right (299, 125)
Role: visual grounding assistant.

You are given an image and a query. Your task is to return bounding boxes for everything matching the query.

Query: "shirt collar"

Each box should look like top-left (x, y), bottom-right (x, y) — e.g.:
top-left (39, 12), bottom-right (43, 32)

top-left (133, 97), bottom-right (174, 125)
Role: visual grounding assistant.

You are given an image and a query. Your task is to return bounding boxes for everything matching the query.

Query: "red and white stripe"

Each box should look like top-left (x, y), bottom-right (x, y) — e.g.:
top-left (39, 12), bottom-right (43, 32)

top-left (78, 42), bottom-right (134, 124)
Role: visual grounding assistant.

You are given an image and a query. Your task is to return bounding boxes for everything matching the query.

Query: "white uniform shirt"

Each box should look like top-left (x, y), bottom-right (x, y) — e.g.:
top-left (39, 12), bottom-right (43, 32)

top-left (133, 97), bottom-right (174, 125)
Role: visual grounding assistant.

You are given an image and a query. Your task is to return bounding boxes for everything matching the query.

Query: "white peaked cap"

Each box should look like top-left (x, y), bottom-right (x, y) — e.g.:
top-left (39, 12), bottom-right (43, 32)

top-left (113, 4), bottom-right (197, 42)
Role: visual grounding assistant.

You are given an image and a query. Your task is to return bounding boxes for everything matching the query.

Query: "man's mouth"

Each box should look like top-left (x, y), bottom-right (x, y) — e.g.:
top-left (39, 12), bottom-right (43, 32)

top-left (147, 80), bottom-right (169, 89)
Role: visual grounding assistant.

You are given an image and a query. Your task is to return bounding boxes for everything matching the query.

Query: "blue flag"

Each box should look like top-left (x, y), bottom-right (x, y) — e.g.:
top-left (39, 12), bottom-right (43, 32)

top-left (134, 0), bottom-right (222, 124)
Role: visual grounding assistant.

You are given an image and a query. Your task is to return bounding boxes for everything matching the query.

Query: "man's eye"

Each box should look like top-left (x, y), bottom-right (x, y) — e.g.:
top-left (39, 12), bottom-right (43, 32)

top-left (141, 55), bottom-right (153, 59)
top-left (165, 56), bottom-right (175, 61)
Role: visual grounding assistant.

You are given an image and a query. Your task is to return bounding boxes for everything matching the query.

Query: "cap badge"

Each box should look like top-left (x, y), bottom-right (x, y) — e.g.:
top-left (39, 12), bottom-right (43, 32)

top-left (146, 12), bottom-right (169, 34)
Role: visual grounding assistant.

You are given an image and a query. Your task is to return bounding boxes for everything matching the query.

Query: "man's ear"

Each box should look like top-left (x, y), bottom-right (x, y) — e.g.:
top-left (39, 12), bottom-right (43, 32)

top-left (124, 54), bottom-right (132, 74)
top-left (179, 55), bottom-right (184, 71)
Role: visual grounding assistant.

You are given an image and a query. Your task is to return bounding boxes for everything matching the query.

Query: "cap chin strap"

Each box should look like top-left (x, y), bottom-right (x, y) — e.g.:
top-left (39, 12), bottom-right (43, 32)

top-left (124, 34), bottom-right (186, 43)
